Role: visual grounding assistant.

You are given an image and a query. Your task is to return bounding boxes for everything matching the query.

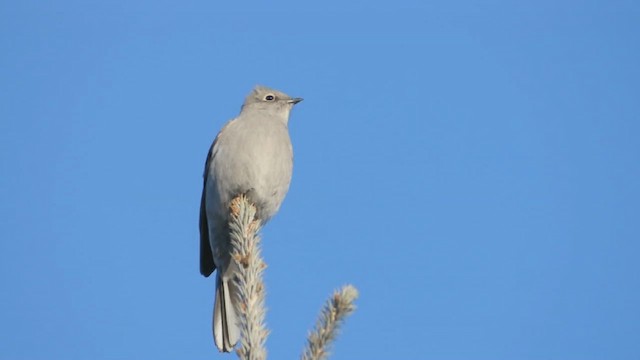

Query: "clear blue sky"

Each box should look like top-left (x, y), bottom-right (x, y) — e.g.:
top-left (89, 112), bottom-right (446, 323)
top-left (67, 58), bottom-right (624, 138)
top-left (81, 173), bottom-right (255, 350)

top-left (1, 1), bottom-right (639, 359)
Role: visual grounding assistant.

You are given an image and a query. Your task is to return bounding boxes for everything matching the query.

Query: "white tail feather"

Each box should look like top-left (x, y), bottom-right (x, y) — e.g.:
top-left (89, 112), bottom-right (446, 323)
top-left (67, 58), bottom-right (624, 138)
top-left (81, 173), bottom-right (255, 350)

top-left (213, 273), bottom-right (240, 352)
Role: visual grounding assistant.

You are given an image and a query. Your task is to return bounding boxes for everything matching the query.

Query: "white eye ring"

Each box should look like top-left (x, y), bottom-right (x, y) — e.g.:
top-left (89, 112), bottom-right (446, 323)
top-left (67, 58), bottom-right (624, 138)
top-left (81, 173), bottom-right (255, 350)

top-left (264, 94), bottom-right (275, 101)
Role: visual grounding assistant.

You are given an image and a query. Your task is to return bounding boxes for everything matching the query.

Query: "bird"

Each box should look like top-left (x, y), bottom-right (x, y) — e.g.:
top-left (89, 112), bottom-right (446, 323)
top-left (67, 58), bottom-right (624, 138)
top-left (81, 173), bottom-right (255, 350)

top-left (199, 85), bottom-right (302, 352)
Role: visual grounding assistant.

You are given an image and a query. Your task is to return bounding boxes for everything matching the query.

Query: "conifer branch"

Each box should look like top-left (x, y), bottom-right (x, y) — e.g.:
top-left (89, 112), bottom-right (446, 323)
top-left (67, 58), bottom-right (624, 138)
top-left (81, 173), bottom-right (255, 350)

top-left (229, 195), bottom-right (268, 360)
top-left (227, 195), bottom-right (358, 360)
top-left (300, 285), bottom-right (359, 360)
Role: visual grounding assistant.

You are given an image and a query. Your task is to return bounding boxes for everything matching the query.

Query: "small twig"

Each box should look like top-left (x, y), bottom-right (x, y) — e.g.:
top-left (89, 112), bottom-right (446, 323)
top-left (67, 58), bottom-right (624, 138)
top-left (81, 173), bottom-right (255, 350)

top-left (301, 285), bottom-right (359, 360)
top-left (229, 195), bottom-right (268, 360)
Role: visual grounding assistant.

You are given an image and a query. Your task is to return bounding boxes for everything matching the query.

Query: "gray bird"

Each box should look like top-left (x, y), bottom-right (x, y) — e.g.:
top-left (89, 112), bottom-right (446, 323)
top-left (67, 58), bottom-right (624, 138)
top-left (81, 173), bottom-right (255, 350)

top-left (199, 85), bottom-right (302, 352)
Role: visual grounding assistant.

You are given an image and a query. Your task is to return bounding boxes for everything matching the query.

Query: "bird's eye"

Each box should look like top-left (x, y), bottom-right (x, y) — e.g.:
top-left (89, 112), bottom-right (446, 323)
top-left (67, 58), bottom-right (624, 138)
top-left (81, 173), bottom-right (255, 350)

top-left (265, 94), bottom-right (275, 101)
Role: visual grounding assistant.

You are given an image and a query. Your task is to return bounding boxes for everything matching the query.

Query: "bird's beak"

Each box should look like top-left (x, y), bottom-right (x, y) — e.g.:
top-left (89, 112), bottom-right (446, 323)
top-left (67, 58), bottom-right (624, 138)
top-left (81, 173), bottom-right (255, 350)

top-left (288, 97), bottom-right (303, 105)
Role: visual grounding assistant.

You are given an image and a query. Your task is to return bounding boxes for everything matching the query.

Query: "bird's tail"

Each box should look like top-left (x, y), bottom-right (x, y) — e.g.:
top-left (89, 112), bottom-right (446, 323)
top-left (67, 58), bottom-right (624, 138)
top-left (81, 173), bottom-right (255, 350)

top-left (213, 271), bottom-right (240, 352)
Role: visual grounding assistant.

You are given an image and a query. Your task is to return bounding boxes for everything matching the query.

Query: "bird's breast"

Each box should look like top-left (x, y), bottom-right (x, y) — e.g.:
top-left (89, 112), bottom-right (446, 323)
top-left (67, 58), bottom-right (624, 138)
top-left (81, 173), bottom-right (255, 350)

top-left (210, 119), bottom-right (293, 220)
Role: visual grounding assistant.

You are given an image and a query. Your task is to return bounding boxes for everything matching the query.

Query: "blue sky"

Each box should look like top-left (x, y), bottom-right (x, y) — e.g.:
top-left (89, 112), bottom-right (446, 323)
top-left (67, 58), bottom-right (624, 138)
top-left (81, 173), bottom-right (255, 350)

top-left (1, 1), bottom-right (639, 359)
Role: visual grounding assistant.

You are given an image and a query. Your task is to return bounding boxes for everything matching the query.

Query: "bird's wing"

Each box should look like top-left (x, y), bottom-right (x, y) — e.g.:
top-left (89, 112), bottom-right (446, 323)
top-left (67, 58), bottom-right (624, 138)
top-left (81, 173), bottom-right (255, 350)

top-left (199, 141), bottom-right (216, 277)
top-left (200, 120), bottom-right (237, 277)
